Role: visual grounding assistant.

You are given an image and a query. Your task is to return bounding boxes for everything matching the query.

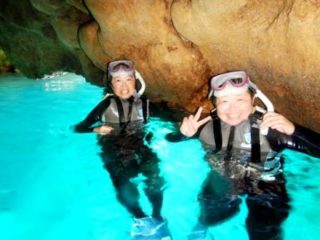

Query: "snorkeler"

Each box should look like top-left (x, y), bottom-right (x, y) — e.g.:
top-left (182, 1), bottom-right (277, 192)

top-left (167, 71), bottom-right (320, 240)
top-left (74, 60), bottom-right (171, 240)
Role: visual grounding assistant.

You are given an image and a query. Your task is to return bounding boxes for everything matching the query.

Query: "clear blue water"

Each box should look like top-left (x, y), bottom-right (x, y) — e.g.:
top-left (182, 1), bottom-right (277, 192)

top-left (0, 73), bottom-right (319, 240)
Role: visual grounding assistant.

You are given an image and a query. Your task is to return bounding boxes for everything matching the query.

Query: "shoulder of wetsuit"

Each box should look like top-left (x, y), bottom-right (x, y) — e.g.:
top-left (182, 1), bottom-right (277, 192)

top-left (96, 95), bottom-right (113, 112)
top-left (81, 96), bottom-right (113, 122)
top-left (73, 96), bottom-right (113, 133)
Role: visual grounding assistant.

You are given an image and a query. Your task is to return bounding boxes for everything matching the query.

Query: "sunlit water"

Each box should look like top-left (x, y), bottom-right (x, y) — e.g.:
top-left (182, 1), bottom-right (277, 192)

top-left (0, 73), bottom-right (319, 240)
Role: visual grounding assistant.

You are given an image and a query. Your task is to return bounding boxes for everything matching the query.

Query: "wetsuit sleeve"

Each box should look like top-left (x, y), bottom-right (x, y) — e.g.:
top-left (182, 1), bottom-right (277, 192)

top-left (266, 125), bottom-right (320, 158)
top-left (73, 98), bottom-right (111, 133)
top-left (291, 125), bottom-right (320, 157)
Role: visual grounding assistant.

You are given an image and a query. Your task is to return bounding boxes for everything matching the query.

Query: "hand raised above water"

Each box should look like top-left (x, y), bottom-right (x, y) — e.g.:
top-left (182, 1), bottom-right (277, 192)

top-left (180, 107), bottom-right (212, 137)
top-left (261, 112), bottom-right (295, 135)
top-left (93, 125), bottom-right (114, 135)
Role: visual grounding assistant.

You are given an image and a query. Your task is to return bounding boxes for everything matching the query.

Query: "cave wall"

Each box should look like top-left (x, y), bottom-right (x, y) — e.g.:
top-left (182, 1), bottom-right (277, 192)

top-left (0, 0), bottom-right (319, 131)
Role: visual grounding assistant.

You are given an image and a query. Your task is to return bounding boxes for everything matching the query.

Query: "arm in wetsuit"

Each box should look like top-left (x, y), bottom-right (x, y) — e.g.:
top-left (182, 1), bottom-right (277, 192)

top-left (267, 124), bottom-right (320, 158)
top-left (74, 97), bottom-right (111, 133)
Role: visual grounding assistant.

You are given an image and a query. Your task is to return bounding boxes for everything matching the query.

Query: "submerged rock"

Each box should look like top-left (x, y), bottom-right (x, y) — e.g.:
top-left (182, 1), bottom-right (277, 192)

top-left (0, 0), bottom-right (319, 131)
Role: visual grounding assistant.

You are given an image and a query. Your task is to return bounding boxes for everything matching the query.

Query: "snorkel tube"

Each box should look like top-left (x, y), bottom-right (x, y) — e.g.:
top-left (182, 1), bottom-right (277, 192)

top-left (249, 82), bottom-right (274, 135)
top-left (249, 82), bottom-right (274, 113)
top-left (134, 70), bottom-right (146, 100)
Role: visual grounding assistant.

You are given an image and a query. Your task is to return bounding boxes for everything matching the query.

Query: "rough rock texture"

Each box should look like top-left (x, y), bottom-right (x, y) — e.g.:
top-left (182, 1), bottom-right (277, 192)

top-left (0, 49), bottom-right (16, 73)
top-left (0, 0), bottom-right (319, 131)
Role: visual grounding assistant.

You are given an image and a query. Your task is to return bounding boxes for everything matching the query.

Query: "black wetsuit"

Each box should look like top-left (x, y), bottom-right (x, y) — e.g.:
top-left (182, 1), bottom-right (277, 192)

top-left (167, 111), bottom-right (320, 240)
top-left (74, 95), bottom-right (165, 220)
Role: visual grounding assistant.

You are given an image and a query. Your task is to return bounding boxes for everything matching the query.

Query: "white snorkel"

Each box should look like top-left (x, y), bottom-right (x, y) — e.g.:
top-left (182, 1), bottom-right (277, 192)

top-left (134, 70), bottom-right (146, 99)
top-left (249, 81), bottom-right (274, 113)
top-left (249, 81), bottom-right (274, 135)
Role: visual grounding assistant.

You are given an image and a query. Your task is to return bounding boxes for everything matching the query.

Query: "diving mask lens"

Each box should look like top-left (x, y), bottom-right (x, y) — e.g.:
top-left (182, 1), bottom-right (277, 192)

top-left (109, 60), bottom-right (134, 75)
top-left (230, 77), bottom-right (243, 85)
top-left (212, 76), bottom-right (248, 91)
top-left (214, 78), bottom-right (228, 90)
top-left (230, 77), bottom-right (248, 87)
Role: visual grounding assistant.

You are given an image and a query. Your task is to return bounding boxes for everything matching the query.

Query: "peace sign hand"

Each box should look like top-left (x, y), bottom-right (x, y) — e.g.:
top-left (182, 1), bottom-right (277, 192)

top-left (180, 107), bottom-right (212, 137)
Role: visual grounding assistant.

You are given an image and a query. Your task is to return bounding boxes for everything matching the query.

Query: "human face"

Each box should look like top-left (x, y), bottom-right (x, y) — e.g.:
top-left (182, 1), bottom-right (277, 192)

top-left (111, 75), bottom-right (136, 100)
top-left (216, 91), bottom-right (253, 126)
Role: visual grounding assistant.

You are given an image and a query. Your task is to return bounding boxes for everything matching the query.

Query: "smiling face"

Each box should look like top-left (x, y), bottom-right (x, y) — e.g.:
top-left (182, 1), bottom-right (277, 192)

top-left (111, 75), bottom-right (136, 100)
top-left (216, 91), bottom-right (254, 126)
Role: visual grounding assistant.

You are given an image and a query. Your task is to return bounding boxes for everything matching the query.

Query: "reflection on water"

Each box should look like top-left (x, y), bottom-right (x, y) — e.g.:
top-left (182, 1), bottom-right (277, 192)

top-left (0, 73), bottom-right (319, 240)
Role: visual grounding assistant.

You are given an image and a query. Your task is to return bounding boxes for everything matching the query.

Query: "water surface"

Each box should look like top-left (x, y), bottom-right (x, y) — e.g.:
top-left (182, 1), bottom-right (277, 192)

top-left (0, 73), bottom-right (319, 240)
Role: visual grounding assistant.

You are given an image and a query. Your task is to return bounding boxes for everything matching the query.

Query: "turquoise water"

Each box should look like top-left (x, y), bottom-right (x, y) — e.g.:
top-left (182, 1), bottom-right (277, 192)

top-left (0, 73), bottom-right (319, 240)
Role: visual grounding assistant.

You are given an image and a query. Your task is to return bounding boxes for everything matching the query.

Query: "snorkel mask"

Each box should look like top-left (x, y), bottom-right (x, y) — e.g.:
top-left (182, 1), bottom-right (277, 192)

top-left (107, 60), bottom-right (146, 99)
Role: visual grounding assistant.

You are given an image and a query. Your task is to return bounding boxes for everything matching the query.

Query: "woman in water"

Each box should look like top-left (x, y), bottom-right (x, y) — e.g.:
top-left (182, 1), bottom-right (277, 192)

top-left (168, 71), bottom-right (320, 240)
top-left (74, 60), bottom-right (171, 240)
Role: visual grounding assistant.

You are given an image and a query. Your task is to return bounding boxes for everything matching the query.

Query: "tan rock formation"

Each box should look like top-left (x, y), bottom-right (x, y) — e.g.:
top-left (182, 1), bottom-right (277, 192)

top-left (79, 0), bottom-right (211, 108)
top-left (0, 0), bottom-right (319, 131)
